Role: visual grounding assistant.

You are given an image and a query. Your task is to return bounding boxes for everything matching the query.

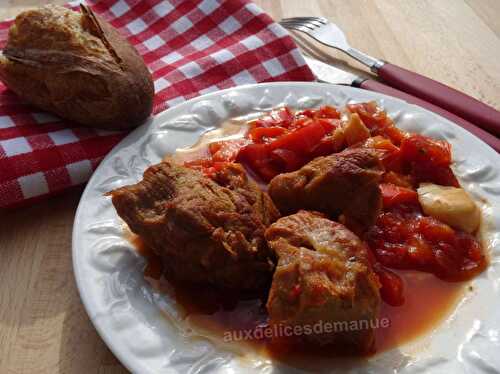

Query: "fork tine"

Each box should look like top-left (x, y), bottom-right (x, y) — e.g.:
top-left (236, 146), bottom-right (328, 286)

top-left (280, 19), bottom-right (324, 29)
top-left (281, 16), bottom-right (328, 24)
top-left (279, 21), bottom-right (317, 31)
top-left (279, 23), bottom-right (315, 34)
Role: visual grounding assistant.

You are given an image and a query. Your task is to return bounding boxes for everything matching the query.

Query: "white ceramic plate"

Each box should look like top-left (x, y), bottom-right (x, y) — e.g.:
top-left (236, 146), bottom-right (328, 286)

top-left (72, 82), bottom-right (500, 374)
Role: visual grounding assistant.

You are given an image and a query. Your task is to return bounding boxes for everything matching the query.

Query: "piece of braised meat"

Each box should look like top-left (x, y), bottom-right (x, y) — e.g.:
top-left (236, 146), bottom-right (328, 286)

top-left (265, 210), bottom-right (381, 353)
top-left (213, 162), bottom-right (278, 227)
top-left (109, 161), bottom-right (280, 290)
top-left (268, 148), bottom-right (384, 232)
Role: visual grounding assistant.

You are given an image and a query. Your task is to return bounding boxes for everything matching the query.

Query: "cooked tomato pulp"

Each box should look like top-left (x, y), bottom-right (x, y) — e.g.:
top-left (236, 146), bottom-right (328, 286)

top-left (366, 204), bottom-right (486, 282)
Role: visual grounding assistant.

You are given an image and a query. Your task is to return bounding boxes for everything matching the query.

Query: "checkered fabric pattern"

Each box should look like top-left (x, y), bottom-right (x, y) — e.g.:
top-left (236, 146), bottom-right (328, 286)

top-left (0, 0), bottom-right (314, 208)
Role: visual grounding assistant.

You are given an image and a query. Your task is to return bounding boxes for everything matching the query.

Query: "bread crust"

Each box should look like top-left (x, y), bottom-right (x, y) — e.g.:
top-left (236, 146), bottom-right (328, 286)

top-left (0, 5), bottom-right (154, 129)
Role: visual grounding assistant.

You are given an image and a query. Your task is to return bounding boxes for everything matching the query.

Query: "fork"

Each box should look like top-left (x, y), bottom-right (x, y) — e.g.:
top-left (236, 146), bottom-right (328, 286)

top-left (281, 16), bottom-right (500, 138)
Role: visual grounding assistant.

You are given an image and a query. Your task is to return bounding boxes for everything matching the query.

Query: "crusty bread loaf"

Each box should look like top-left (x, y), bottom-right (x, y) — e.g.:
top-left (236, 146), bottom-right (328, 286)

top-left (0, 5), bottom-right (154, 130)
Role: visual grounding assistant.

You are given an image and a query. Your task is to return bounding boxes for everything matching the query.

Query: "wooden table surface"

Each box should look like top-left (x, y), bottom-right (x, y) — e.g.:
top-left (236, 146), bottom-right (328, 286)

top-left (1, 1), bottom-right (499, 373)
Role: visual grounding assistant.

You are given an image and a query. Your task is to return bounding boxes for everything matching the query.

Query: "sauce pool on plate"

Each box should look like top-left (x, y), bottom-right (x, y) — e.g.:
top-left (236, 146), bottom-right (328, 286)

top-left (127, 232), bottom-right (466, 358)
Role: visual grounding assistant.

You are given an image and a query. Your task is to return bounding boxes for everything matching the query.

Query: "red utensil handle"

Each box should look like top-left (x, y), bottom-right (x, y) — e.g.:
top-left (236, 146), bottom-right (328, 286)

top-left (376, 63), bottom-right (500, 137)
top-left (357, 79), bottom-right (500, 153)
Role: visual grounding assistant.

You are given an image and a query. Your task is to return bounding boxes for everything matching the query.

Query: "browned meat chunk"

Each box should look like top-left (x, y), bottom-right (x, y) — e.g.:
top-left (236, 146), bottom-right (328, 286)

top-left (212, 162), bottom-right (278, 227)
top-left (265, 210), bottom-right (381, 353)
top-left (268, 148), bottom-right (384, 232)
top-left (109, 161), bottom-right (280, 290)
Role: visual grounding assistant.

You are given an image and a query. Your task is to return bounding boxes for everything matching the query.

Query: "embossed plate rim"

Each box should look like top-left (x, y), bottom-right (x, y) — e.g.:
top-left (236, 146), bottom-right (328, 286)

top-left (72, 82), bottom-right (500, 374)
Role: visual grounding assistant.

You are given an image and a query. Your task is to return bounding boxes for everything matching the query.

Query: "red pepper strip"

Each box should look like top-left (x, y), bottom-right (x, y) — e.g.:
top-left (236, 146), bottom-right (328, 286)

top-left (248, 126), bottom-right (288, 143)
top-left (367, 249), bottom-right (405, 307)
top-left (237, 143), bottom-right (278, 182)
top-left (270, 107), bottom-right (294, 127)
top-left (249, 107), bottom-right (294, 129)
top-left (295, 109), bottom-right (316, 118)
top-left (315, 118), bottom-right (339, 132)
top-left (400, 134), bottom-right (452, 167)
top-left (374, 264), bottom-right (405, 306)
top-left (410, 162), bottom-right (459, 187)
top-left (347, 102), bottom-right (388, 129)
top-left (287, 117), bottom-right (314, 131)
top-left (400, 134), bottom-right (458, 186)
top-left (270, 148), bottom-right (305, 172)
top-left (382, 125), bottom-right (405, 145)
top-left (379, 183), bottom-right (418, 208)
top-left (268, 120), bottom-right (334, 155)
top-left (209, 139), bottom-right (248, 162)
top-left (315, 105), bottom-right (341, 119)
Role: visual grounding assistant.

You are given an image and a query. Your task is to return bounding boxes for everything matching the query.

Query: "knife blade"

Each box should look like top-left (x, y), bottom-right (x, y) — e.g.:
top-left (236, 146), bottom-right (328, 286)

top-left (303, 56), bottom-right (363, 86)
top-left (303, 56), bottom-right (500, 153)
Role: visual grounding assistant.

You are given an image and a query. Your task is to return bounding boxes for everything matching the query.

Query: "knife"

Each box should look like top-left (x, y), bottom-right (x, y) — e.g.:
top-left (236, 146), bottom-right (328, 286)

top-left (304, 56), bottom-right (500, 153)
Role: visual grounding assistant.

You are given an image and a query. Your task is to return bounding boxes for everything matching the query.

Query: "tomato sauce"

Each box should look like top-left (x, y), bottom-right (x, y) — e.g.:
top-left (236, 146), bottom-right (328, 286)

top-left (366, 204), bottom-right (487, 283)
top-left (126, 231), bottom-right (467, 364)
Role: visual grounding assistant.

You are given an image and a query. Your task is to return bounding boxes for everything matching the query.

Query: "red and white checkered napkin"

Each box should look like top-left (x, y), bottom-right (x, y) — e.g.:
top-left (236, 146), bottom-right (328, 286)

top-left (0, 0), bottom-right (314, 208)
